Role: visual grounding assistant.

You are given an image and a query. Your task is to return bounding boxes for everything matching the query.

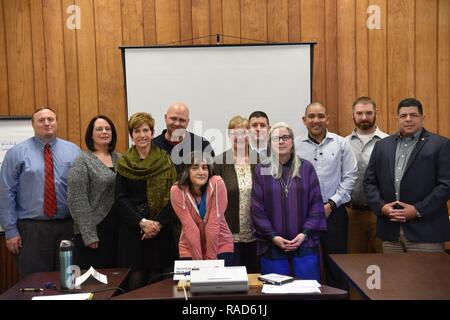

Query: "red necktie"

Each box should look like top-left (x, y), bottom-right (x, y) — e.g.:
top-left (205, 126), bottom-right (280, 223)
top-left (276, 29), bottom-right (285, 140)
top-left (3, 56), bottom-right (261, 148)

top-left (43, 144), bottom-right (57, 217)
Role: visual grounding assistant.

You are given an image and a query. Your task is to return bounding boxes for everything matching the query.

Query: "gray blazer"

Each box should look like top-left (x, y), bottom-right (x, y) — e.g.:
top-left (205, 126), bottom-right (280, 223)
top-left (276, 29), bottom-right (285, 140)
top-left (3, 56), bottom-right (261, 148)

top-left (68, 150), bottom-right (120, 246)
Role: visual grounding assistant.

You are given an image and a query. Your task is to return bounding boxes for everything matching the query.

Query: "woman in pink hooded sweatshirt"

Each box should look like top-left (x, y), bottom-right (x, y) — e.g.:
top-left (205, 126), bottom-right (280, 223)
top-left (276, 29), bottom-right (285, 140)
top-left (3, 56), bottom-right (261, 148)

top-left (170, 151), bottom-right (234, 265)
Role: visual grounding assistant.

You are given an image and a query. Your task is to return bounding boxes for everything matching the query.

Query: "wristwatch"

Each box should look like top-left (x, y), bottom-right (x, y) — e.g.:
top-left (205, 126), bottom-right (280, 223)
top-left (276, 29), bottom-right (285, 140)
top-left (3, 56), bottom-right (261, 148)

top-left (139, 218), bottom-right (148, 229)
top-left (328, 199), bottom-right (337, 211)
top-left (302, 231), bottom-right (309, 241)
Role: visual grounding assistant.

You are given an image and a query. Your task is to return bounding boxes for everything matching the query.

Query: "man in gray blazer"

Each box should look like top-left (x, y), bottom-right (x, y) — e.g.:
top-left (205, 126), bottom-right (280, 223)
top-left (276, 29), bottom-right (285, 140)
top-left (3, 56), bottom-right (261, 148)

top-left (364, 98), bottom-right (450, 253)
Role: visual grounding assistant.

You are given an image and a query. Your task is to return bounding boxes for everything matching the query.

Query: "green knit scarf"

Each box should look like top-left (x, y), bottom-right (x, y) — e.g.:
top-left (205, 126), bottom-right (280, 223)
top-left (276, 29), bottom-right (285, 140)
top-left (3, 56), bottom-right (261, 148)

top-left (117, 144), bottom-right (177, 215)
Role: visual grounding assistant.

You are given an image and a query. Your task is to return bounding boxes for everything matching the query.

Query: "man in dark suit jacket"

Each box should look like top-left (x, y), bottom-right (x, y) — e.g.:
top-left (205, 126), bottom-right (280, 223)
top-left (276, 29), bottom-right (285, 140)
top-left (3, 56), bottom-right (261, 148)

top-left (364, 98), bottom-right (450, 253)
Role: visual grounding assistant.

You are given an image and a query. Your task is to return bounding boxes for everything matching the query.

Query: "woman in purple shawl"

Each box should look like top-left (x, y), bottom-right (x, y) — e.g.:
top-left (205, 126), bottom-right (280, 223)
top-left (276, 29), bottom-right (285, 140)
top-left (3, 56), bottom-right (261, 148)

top-left (251, 122), bottom-right (327, 280)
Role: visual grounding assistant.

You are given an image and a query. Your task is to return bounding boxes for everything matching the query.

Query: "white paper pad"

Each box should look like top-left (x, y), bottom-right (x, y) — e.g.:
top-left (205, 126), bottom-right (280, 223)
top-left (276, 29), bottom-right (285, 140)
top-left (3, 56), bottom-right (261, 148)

top-left (32, 293), bottom-right (93, 300)
top-left (74, 267), bottom-right (108, 287)
top-left (262, 280), bottom-right (321, 294)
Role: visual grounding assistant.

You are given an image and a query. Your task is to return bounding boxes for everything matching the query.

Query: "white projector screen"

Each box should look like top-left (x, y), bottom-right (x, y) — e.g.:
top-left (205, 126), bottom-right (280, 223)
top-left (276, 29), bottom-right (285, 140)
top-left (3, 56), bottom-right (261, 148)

top-left (122, 43), bottom-right (314, 154)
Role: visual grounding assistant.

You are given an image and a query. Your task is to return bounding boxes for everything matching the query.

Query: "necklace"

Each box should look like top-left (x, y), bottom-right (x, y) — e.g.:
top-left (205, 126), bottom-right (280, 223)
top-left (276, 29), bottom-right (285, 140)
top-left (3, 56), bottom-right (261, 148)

top-left (279, 175), bottom-right (293, 198)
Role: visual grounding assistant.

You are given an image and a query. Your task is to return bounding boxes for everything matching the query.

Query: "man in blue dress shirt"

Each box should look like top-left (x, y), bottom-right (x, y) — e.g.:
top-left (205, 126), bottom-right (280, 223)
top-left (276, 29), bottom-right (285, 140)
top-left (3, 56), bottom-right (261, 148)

top-left (295, 102), bottom-right (357, 290)
top-left (0, 107), bottom-right (80, 277)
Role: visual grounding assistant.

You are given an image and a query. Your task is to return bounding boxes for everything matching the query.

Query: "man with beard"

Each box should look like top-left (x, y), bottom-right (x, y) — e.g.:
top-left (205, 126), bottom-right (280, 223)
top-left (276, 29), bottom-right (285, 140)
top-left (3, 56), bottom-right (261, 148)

top-left (153, 102), bottom-right (214, 173)
top-left (345, 97), bottom-right (388, 254)
top-left (295, 102), bottom-right (357, 290)
top-left (153, 102), bottom-right (215, 247)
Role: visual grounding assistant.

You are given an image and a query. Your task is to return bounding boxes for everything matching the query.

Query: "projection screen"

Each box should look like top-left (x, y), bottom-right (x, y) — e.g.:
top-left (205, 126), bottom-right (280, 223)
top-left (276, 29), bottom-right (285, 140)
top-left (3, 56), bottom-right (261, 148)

top-left (121, 43), bottom-right (314, 154)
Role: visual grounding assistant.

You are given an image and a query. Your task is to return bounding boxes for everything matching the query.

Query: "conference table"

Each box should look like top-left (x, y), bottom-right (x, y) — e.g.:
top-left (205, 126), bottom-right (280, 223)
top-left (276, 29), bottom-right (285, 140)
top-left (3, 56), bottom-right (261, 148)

top-left (0, 268), bottom-right (129, 300)
top-left (330, 252), bottom-right (450, 300)
top-left (112, 278), bottom-right (347, 300)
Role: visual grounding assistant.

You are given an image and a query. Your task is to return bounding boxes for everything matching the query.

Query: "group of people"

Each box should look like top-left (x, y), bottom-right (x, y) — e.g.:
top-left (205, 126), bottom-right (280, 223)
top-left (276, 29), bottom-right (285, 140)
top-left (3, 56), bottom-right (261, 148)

top-left (0, 97), bottom-right (448, 292)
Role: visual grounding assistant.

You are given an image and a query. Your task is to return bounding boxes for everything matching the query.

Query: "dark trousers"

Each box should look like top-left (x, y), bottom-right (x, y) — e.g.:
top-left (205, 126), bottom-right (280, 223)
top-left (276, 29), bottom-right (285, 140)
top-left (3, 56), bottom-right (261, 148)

top-left (233, 241), bottom-right (260, 273)
top-left (320, 205), bottom-right (349, 290)
top-left (73, 210), bottom-right (118, 270)
top-left (17, 218), bottom-right (74, 278)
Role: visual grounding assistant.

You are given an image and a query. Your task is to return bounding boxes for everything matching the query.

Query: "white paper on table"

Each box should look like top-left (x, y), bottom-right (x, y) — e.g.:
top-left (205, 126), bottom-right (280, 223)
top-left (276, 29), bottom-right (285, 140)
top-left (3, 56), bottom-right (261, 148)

top-left (262, 280), bottom-right (321, 294)
top-left (173, 260), bottom-right (225, 280)
top-left (74, 267), bottom-right (108, 287)
top-left (32, 293), bottom-right (93, 300)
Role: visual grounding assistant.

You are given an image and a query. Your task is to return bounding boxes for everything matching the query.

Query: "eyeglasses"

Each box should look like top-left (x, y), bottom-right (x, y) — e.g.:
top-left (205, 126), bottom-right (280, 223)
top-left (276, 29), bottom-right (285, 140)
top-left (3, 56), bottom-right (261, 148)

top-left (230, 132), bottom-right (248, 138)
top-left (95, 127), bottom-right (112, 132)
top-left (271, 135), bottom-right (292, 142)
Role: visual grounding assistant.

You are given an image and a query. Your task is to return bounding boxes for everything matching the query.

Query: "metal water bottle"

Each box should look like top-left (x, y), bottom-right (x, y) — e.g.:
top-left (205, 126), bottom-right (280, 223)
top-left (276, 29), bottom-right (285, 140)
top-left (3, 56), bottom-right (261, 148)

top-left (59, 240), bottom-right (74, 289)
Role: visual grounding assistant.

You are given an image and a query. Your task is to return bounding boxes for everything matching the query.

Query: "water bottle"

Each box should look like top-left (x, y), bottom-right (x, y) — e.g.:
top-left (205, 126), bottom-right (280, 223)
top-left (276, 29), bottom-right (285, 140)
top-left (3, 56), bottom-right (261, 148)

top-left (59, 240), bottom-right (74, 289)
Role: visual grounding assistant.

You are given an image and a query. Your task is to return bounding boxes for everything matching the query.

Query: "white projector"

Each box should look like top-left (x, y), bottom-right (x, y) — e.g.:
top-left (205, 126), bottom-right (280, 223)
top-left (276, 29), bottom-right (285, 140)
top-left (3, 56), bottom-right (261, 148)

top-left (190, 266), bottom-right (249, 293)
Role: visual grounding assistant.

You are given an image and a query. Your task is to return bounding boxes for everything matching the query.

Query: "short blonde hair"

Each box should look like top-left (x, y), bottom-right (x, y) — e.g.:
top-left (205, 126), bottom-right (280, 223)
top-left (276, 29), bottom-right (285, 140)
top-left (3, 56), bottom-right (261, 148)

top-left (228, 115), bottom-right (249, 130)
top-left (128, 112), bottom-right (155, 135)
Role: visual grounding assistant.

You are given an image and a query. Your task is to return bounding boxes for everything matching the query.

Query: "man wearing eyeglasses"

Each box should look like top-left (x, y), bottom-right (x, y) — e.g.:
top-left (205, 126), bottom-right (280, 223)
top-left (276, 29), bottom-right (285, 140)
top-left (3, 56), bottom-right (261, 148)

top-left (295, 102), bottom-right (357, 290)
top-left (364, 98), bottom-right (450, 253)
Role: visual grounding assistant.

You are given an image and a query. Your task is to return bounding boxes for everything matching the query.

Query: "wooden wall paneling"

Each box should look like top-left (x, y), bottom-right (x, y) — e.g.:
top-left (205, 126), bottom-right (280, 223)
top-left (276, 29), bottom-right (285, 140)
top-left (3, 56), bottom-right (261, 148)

top-left (267, 0), bottom-right (288, 43)
top-left (288, 0), bottom-right (301, 42)
top-left (209, 0), bottom-right (222, 44)
top-left (62, 0), bottom-right (81, 146)
top-left (94, 0), bottom-right (127, 152)
top-left (415, 0), bottom-right (438, 132)
top-left (355, 0), bottom-right (368, 97)
top-left (143, 0), bottom-right (157, 45)
top-left (121, 0), bottom-right (144, 46)
top-left (155, 0), bottom-right (180, 45)
top-left (301, 0), bottom-right (326, 124)
top-left (222, 0), bottom-right (240, 44)
top-left (240, 0), bottom-right (267, 44)
top-left (43, 0), bottom-right (68, 138)
top-left (437, 0), bottom-right (450, 138)
top-left (368, 0), bottom-right (388, 133)
top-left (0, 0), bottom-right (448, 143)
top-left (0, 0), bottom-right (9, 115)
top-left (180, 0), bottom-right (193, 45)
top-left (192, 0), bottom-right (210, 45)
top-left (336, 0), bottom-right (356, 136)
top-left (29, 0), bottom-right (48, 109)
top-left (3, 0), bottom-right (35, 116)
top-left (75, 0), bottom-right (99, 149)
top-left (324, 0), bottom-right (338, 133)
top-left (387, 0), bottom-right (415, 133)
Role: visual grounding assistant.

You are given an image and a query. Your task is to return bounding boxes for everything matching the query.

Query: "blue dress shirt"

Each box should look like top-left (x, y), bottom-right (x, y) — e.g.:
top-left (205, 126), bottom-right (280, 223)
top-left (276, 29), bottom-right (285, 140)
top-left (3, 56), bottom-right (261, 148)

top-left (0, 137), bottom-right (80, 239)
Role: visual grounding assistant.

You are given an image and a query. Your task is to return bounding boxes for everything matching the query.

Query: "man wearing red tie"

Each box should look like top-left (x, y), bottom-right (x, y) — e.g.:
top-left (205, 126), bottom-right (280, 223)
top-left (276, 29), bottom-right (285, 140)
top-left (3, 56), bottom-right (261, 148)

top-left (0, 107), bottom-right (80, 277)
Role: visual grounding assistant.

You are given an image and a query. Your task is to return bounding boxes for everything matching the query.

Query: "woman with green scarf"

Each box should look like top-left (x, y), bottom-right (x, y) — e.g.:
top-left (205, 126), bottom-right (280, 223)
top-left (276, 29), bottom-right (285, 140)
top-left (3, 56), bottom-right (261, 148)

top-left (115, 112), bottom-right (178, 290)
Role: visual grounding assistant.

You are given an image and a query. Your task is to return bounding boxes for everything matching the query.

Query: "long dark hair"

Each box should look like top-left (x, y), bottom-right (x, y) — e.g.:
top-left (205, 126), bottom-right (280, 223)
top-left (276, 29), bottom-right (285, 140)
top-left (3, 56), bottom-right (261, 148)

top-left (85, 115), bottom-right (117, 153)
top-left (177, 151), bottom-right (214, 195)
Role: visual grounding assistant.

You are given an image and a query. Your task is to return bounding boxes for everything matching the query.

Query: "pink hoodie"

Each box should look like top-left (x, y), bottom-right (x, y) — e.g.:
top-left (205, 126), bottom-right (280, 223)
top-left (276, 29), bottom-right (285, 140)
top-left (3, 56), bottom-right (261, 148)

top-left (170, 175), bottom-right (234, 260)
